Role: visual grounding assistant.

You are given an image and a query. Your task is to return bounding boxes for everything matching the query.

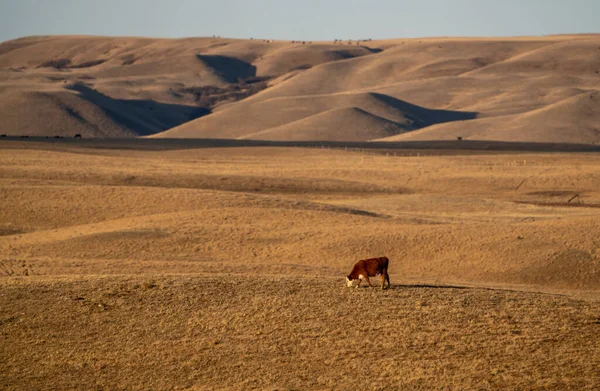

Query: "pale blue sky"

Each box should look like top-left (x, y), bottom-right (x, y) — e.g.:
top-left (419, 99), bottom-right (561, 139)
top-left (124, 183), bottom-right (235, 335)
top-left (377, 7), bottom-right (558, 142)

top-left (0, 0), bottom-right (598, 43)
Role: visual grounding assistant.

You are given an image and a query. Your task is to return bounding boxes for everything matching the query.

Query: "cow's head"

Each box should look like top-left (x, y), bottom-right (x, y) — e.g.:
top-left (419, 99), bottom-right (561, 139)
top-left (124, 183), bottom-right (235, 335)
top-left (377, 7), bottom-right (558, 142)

top-left (346, 275), bottom-right (354, 288)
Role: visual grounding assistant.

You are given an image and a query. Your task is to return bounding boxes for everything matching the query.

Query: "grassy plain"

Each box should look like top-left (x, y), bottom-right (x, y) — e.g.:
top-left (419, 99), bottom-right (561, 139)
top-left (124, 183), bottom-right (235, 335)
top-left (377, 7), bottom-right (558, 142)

top-left (1, 140), bottom-right (600, 390)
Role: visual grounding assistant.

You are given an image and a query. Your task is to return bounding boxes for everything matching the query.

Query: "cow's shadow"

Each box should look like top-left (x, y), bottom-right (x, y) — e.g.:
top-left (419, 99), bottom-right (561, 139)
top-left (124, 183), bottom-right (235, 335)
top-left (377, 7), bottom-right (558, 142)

top-left (353, 283), bottom-right (470, 290)
top-left (390, 283), bottom-right (469, 290)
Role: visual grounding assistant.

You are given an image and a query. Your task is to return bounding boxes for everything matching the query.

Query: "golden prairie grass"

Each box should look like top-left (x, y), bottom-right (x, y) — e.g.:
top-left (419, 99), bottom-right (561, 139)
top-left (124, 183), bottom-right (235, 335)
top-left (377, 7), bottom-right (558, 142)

top-left (2, 275), bottom-right (599, 390)
top-left (1, 141), bottom-right (600, 390)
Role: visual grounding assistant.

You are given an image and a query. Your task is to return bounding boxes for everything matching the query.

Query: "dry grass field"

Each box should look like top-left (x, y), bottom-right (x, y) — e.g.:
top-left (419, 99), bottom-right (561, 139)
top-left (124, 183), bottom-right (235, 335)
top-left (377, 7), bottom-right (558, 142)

top-left (1, 140), bottom-right (600, 390)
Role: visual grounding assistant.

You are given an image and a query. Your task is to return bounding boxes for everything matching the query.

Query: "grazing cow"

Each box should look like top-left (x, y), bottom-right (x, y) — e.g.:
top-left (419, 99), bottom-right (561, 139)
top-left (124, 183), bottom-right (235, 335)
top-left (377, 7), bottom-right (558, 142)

top-left (346, 256), bottom-right (390, 289)
top-left (74, 134), bottom-right (82, 138)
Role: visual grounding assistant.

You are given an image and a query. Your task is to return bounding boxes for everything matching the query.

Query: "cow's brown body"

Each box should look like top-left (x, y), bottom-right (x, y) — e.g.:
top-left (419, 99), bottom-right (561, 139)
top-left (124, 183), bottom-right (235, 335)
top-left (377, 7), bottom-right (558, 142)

top-left (346, 256), bottom-right (390, 289)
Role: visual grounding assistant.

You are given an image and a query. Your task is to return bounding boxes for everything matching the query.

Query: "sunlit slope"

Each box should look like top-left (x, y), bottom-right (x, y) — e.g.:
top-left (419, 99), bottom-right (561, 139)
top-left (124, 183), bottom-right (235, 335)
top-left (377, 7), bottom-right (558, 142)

top-left (154, 91), bottom-right (476, 140)
top-left (378, 91), bottom-right (600, 143)
top-left (239, 107), bottom-right (407, 141)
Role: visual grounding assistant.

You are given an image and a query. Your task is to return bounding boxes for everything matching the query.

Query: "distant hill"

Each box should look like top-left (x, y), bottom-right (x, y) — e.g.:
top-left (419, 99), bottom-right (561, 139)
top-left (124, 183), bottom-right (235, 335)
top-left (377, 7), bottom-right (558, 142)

top-left (1, 34), bottom-right (599, 143)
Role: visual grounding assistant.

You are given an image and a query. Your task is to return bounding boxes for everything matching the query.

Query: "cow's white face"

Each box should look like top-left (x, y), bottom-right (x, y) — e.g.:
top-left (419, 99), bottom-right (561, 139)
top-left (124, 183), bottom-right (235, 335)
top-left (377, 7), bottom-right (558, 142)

top-left (346, 276), bottom-right (354, 288)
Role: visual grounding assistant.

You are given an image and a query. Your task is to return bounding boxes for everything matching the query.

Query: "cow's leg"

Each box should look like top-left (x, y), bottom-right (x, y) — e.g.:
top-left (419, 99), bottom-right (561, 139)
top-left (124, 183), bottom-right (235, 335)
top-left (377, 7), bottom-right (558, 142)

top-left (382, 271), bottom-right (390, 289)
top-left (363, 275), bottom-right (373, 288)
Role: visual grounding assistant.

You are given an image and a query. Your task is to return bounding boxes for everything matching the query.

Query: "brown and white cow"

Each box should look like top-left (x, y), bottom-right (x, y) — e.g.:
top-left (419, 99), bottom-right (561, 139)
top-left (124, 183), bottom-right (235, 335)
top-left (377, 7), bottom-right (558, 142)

top-left (346, 256), bottom-right (390, 289)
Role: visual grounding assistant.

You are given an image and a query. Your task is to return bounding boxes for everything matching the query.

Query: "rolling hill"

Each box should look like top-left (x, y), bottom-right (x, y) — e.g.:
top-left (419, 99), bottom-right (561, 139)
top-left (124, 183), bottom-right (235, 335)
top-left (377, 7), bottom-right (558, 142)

top-left (1, 34), bottom-right (599, 142)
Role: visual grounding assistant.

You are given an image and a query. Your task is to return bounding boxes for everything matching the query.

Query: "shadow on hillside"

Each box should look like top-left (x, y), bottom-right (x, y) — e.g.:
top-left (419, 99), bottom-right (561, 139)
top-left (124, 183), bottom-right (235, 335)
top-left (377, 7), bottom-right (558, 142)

top-left (371, 92), bottom-right (478, 129)
top-left (196, 54), bottom-right (257, 83)
top-left (67, 83), bottom-right (210, 136)
top-left (362, 47), bottom-right (383, 54)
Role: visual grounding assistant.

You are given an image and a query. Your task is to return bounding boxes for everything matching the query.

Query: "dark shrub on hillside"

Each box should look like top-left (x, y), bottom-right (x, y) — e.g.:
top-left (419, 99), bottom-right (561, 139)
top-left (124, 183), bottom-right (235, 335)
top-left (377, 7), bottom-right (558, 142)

top-left (180, 76), bottom-right (270, 108)
top-left (121, 55), bottom-right (136, 66)
top-left (38, 58), bottom-right (71, 69)
top-left (70, 59), bottom-right (107, 69)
